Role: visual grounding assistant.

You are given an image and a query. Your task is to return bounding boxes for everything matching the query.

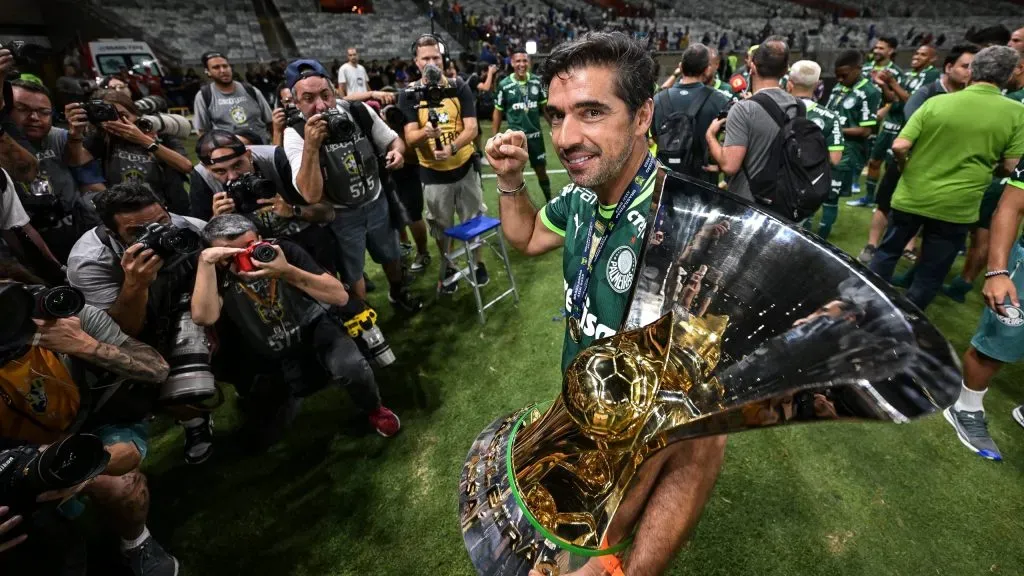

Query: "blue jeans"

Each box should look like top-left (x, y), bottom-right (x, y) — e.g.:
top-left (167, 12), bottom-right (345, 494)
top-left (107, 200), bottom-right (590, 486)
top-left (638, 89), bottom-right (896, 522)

top-left (868, 209), bottom-right (969, 310)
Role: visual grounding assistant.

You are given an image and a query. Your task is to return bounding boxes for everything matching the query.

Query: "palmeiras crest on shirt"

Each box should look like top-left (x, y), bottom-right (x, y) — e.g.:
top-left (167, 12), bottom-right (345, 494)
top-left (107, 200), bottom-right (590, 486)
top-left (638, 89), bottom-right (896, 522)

top-left (607, 245), bottom-right (637, 294)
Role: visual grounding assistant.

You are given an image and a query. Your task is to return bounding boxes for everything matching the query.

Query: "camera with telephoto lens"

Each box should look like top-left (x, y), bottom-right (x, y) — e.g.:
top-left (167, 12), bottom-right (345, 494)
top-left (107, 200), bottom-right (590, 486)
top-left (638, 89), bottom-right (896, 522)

top-left (81, 99), bottom-right (120, 124)
top-left (159, 294), bottom-right (216, 405)
top-left (134, 114), bottom-right (192, 139)
top-left (0, 283), bottom-right (86, 353)
top-left (320, 108), bottom-right (357, 144)
top-left (134, 222), bottom-right (201, 270)
top-left (0, 435), bottom-right (110, 523)
top-left (234, 241), bottom-right (278, 273)
top-left (336, 298), bottom-right (395, 368)
top-left (283, 103), bottom-right (303, 127)
top-left (225, 172), bottom-right (277, 214)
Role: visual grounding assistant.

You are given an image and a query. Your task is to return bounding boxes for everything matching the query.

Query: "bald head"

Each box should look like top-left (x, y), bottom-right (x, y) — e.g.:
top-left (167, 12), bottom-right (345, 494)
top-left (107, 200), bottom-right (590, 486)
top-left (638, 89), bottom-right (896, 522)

top-left (911, 44), bottom-right (937, 72)
top-left (1011, 27), bottom-right (1024, 54)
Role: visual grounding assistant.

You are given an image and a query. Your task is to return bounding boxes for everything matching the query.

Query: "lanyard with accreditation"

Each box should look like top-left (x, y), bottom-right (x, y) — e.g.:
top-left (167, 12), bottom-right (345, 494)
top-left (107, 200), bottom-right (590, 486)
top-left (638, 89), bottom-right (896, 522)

top-left (568, 153), bottom-right (657, 343)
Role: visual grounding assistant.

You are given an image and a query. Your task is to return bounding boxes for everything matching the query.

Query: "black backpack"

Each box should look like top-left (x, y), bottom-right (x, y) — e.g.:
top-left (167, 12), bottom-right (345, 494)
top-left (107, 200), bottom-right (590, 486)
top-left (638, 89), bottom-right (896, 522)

top-left (744, 92), bottom-right (830, 222)
top-left (655, 85), bottom-right (713, 175)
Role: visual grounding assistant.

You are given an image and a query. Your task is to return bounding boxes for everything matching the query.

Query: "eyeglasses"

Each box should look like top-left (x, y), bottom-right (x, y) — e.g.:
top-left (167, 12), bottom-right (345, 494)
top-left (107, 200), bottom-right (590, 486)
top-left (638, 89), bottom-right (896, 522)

top-left (13, 104), bottom-right (52, 118)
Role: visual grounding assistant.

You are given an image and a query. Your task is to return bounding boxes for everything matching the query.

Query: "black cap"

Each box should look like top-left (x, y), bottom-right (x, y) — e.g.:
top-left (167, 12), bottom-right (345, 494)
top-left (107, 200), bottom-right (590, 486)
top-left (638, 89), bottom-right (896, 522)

top-left (201, 51), bottom-right (227, 68)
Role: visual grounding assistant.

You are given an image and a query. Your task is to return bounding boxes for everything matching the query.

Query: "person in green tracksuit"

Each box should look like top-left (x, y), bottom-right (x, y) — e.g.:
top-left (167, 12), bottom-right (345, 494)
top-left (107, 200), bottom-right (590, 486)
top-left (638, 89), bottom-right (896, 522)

top-left (822, 50), bottom-right (882, 238)
top-left (851, 44), bottom-right (940, 208)
top-left (493, 48), bottom-right (551, 200)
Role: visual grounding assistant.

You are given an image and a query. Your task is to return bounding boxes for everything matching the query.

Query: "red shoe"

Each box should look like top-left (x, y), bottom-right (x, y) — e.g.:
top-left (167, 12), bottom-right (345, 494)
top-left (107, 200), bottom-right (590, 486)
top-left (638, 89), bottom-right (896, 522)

top-left (369, 406), bottom-right (401, 437)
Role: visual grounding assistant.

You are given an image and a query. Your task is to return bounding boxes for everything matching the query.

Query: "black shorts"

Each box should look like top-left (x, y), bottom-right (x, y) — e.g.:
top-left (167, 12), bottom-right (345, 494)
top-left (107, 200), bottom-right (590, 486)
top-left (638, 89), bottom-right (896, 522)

top-left (393, 164), bottom-right (424, 222)
top-left (875, 158), bottom-right (901, 213)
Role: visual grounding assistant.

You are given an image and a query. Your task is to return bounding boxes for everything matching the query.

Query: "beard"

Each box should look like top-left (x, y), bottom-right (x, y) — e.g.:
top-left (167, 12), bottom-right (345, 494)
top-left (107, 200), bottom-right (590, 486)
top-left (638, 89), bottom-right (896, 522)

top-left (568, 135), bottom-right (635, 191)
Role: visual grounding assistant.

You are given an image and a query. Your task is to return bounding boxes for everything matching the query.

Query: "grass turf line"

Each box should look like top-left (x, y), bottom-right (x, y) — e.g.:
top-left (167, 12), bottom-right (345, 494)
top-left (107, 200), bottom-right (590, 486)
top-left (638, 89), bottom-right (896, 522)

top-left (139, 124), bottom-right (1024, 576)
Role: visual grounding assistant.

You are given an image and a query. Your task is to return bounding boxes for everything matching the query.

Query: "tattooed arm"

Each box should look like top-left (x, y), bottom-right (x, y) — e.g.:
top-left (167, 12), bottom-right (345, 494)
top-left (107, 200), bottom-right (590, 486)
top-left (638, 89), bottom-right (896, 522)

top-left (34, 315), bottom-right (170, 384)
top-left (0, 132), bottom-right (38, 183)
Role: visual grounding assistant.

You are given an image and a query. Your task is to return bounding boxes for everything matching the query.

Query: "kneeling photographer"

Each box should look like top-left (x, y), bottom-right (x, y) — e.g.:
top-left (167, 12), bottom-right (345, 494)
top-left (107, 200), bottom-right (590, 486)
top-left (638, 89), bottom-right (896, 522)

top-left (190, 129), bottom-right (339, 272)
top-left (66, 183), bottom-right (217, 465)
top-left (192, 214), bottom-right (401, 443)
top-left (282, 59), bottom-right (422, 312)
top-left (77, 89), bottom-right (192, 215)
top-left (0, 261), bottom-right (180, 576)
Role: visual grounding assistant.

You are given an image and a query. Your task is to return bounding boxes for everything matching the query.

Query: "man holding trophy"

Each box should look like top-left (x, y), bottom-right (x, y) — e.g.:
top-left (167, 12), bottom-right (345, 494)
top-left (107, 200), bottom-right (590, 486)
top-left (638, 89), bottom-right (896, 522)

top-left (487, 32), bottom-right (728, 576)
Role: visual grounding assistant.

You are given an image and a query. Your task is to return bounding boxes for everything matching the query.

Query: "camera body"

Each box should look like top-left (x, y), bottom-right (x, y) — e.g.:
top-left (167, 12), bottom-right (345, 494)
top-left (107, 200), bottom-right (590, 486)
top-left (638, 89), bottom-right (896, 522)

top-left (283, 103), bottom-right (303, 127)
top-left (224, 173), bottom-right (277, 214)
top-left (405, 82), bottom-right (458, 110)
top-left (0, 40), bottom-right (43, 66)
top-left (18, 177), bottom-right (65, 229)
top-left (135, 223), bottom-right (201, 268)
top-left (320, 108), bottom-right (358, 144)
top-left (81, 99), bottom-right (120, 124)
top-left (234, 241), bottom-right (278, 272)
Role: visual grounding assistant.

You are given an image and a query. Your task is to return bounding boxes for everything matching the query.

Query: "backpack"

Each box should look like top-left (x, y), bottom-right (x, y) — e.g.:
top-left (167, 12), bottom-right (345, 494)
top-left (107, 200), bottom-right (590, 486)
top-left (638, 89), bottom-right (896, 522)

top-left (744, 92), bottom-right (830, 222)
top-left (200, 82), bottom-right (261, 114)
top-left (655, 86), bottom-right (713, 176)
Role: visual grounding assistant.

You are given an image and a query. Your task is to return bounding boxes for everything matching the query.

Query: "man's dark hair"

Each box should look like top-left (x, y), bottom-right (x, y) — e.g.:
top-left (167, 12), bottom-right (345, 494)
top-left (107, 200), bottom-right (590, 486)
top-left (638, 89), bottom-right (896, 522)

top-left (93, 182), bottom-right (163, 231)
top-left (967, 25), bottom-right (1011, 47)
top-left (233, 128), bottom-right (264, 145)
top-left (509, 46), bottom-right (528, 56)
top-left (681, 44), bottom-right (711, 78)
top-left (9, 79), bottom-right (51, 101)
top-left (835, 50), bottom-right (863, 69)
top-left (944, 43), bottom-right (980, 68)
top-left (752, 36), bottom-right (789, 79)
top-left (877, 36), bottom-right (899, 50)
top-left (541, 32), bottom-right (655, 114)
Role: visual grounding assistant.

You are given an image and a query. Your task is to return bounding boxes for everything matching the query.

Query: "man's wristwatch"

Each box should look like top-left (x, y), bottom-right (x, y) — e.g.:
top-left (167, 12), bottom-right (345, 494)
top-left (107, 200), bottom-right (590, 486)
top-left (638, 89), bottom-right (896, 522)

top-left (291, 204), bottom-right (302, 218)
top-left (450, 142), bottom-right (459, 156)
top-left (145, 140), bottom-right (160, 153)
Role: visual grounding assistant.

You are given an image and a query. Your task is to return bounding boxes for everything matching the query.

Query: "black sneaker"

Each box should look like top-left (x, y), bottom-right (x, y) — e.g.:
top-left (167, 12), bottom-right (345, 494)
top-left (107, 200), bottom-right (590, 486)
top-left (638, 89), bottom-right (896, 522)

top-left (124, 535), bottom-right (180, 576)
top-left (181, 414), bottom-right (213, 465)
top-left (388, 287), bottom-right (423, 313)
top-left (363, 273), bottom-right (377, 293)
top-left (440, 267), bottom-right (459, 295)
top-left (475, 262), bottom-right (490, 287)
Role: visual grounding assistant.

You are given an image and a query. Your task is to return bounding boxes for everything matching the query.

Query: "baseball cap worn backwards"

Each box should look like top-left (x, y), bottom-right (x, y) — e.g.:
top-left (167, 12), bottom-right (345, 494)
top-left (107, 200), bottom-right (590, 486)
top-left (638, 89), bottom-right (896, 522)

top-left (285, 59), bottom-right (331, 90)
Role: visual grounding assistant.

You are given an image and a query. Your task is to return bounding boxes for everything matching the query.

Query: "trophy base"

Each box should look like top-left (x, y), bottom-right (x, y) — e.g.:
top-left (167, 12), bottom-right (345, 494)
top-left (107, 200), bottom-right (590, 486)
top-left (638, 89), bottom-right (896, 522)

top-left (459, 407), bottom-right (626, 576)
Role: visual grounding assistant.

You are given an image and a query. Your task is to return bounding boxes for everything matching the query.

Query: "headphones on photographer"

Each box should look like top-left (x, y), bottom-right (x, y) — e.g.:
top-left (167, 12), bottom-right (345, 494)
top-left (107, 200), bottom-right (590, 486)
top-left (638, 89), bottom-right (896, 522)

top-left (410, 34), bottom-right (450, 69)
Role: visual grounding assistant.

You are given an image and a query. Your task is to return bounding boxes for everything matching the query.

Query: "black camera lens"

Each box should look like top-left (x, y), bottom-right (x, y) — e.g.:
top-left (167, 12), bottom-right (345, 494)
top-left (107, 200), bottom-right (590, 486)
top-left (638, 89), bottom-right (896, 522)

top-left (163, 229), bottom-right (200, 255)
top-left (251, 243), bottom-right (278, 263)
top-left (135, 116), bottom-right (154, 133)
top-left (33, 285), bottom-right (86, 319)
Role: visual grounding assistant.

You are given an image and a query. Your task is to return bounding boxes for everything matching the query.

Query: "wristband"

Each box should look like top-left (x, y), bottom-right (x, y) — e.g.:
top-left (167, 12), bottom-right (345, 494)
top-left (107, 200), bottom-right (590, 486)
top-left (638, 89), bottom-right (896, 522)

top-left (497, 180), bottom-right (526, 196)
top-left (985, 269), bottom-right (1010, 279)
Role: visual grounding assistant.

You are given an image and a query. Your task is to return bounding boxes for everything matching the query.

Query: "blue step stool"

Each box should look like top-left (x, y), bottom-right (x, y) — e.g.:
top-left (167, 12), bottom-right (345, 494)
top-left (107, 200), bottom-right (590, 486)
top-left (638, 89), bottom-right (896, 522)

top-left (440, 215), bottom-right (519, 324)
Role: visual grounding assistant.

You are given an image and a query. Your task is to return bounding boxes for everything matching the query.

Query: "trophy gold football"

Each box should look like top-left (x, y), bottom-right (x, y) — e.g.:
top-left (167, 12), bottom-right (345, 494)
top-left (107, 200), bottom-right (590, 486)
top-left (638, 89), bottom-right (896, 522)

top-left (459, 173), bottom-right (962, 575)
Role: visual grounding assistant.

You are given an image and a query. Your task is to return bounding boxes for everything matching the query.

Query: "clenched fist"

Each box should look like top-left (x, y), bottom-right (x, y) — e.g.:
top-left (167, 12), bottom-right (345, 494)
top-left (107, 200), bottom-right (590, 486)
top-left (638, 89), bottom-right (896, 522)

top-left (485, 130), bottom-right (529, 191)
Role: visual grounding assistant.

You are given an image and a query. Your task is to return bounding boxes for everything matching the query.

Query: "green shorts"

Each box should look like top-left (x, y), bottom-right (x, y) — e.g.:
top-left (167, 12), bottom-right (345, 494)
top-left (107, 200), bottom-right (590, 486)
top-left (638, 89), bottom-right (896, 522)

top-left (975, 178), bottom-right (1005, 230)
top-left (870, 131), bottom-right (897, 163)
top-left (971, 240), bottom-right (1024, 363)
top-left (525, 131), bottom-right (547, 167)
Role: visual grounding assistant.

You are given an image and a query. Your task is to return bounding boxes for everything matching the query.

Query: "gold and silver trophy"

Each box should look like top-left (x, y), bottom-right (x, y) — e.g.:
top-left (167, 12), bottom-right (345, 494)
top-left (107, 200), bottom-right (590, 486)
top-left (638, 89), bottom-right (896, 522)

top-left (458, 173), bottom-right (962, 575)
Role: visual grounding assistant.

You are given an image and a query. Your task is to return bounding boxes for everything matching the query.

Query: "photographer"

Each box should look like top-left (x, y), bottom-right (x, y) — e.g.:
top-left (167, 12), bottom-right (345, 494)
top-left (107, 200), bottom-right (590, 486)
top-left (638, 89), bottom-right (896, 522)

top-left (193, 51), bottom-right (273, 143)
top-left (191, 214), bottom-right (401, 441)
top-left (0, 262), bottom-right (179, 576)
top-left (399, 35), bottom-right (488, 293)
top-left (65, 183), bottom-right (214, 464)
top-left (0, 167), bottom-right (63, 283)
top-left (6, 79), bottom-right (102, 262)
top-left (0, 49), bottom-right (40, 185)
top-left (190, 129), bottom-right (339, 271)
top-left (79, 89), bottom-right (192, 216)
top-left (282, 59), bottom-right (422, 311)
top-left (270, 82), bottom-right (296, 146)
